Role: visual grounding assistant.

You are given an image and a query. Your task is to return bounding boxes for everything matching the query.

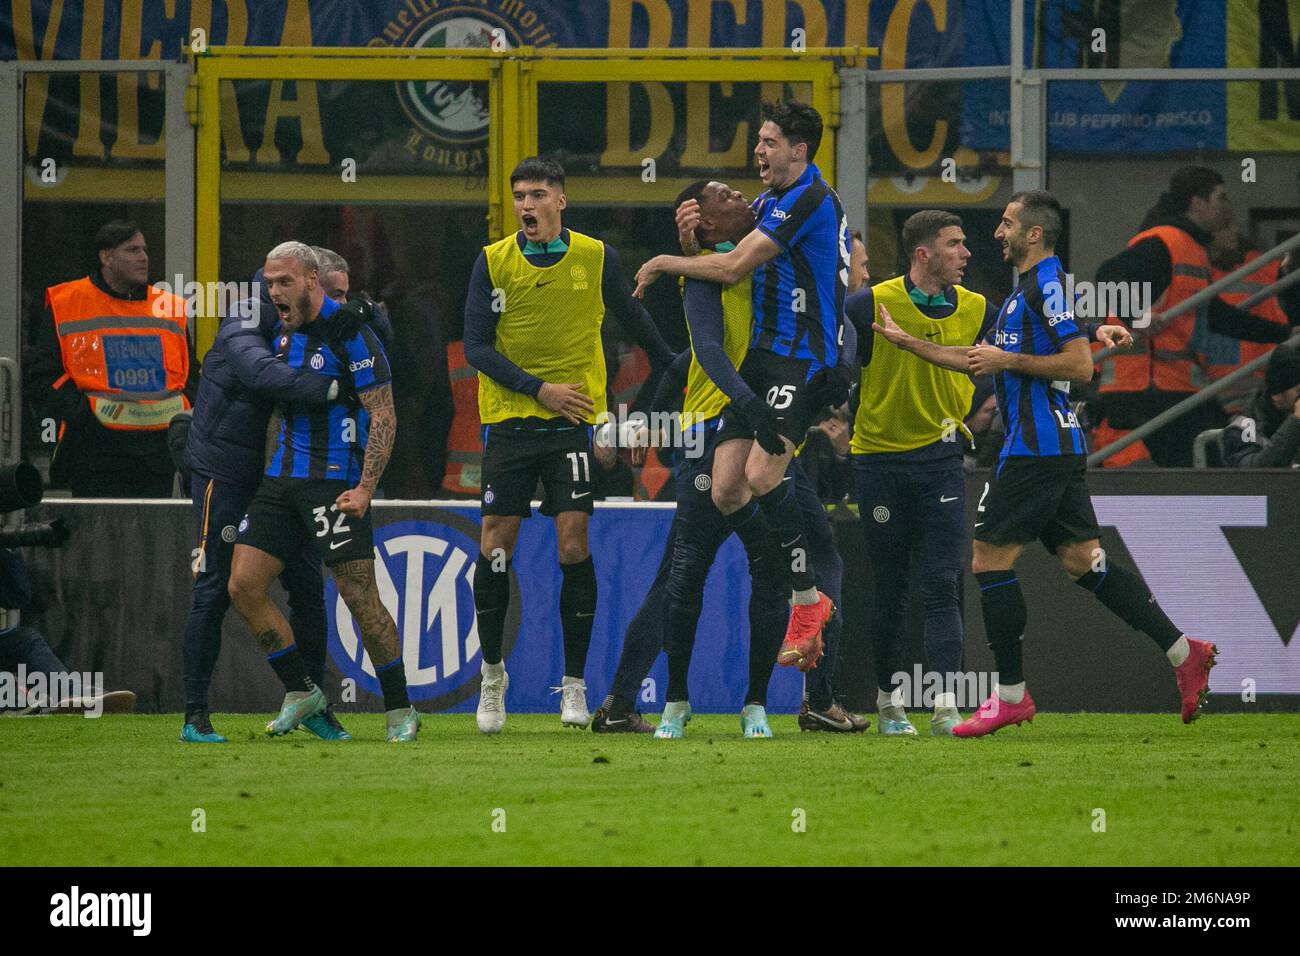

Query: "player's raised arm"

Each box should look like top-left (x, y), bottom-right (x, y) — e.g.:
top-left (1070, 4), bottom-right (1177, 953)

top-left (634, 226), bottom-right (781, 297)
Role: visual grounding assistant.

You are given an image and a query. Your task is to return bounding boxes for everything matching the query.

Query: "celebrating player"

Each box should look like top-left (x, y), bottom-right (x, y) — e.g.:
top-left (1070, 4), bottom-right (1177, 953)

top-left (595, 180), bottom-right (803, 738)
top-left (871, 192), bottom-right (1217, 736)
top-left (226, 242), bottom-right (418, 742)
top-left (634, 100), bottom-right (851, 674)
top-left (463, 156), bottom-right (675, 734)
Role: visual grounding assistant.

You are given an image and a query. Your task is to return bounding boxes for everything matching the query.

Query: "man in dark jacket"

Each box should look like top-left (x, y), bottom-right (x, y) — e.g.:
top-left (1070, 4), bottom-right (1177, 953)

top-left (1222, 343), bottom-right (1300, 468)
top-left (178, 266), bottom-right (368, 742)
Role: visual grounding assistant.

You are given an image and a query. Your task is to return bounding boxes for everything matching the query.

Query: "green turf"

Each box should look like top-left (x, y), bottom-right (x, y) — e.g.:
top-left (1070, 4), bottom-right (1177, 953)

top-left (2, 712), bottom-right (1297, 866)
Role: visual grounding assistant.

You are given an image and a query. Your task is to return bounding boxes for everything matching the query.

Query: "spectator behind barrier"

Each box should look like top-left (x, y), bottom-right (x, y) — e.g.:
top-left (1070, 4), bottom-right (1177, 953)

top-left (1093, 167), bottom-right (1293, 467)
top-left (1221, 344), bottom-right (1300, 468)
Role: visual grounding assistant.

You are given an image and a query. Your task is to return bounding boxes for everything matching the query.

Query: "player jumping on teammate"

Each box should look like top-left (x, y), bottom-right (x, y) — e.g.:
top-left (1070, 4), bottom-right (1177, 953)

top-left (635, 101), bottom-right (852, 675)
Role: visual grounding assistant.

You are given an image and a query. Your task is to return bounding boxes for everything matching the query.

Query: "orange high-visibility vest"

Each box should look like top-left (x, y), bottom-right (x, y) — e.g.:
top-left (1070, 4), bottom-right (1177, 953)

top-left (441, 340), bottom-right (483, 496)
top-left (1098, 225), bottom-right (1212, 395)
top-left (1201, 254), bottom-right (1289, 411)
top-left (46, 276), bottom-right (190, 431)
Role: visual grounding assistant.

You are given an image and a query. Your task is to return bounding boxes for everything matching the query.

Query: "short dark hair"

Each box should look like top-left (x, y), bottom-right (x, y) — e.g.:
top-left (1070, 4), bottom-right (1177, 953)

top-left (760, 100), bottom-right (823, 162)
top-left (1009, 190), bottom-right (1063, 250)
top-left (95, 220), bottom-right (142, 253)
top-left (849, 228), bottom-right (864, 245)
top-left (1143, 166), bottom-right (1224, 228)
top-left (674, 179), bottom-right (711, 210)
top-left (510, 156), bottom-right (565, 190)
top-left (901, 210), bottom-right (962, 260)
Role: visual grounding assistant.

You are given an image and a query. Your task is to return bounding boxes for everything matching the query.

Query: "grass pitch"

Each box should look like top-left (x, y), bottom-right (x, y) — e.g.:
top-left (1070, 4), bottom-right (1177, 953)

top-left (2, 712), bottom-right (1296, 866)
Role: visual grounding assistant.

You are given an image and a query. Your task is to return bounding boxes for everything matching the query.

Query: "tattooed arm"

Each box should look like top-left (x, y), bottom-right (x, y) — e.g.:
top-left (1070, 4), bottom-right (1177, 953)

top-left (335, 383), bottom-right (395, 518)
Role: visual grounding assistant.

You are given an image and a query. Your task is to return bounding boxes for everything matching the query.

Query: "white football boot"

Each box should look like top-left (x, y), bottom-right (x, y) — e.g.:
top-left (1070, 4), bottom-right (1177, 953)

top-left (558, 676), bottom-right (591, 728)
top-left (476, 661), bottom-right (508, 734)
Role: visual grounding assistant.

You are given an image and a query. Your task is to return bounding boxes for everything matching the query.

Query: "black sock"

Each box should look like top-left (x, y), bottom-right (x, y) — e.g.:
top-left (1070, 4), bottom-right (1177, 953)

top-left (667, 647), bottom-right (691, 703)
top-left (744, 564), bottom-right (788, 707)
top-left (267, 645), bottom-right (315, 693)
top-left (1075, 565), bottom-right (1181, 652)
top-left (473, 552), bottom-right (511, 665)
top-left (603, 693), bottom-right (633, 717)
top-left (559, 556), bottom-right (597, 678)
top-left (753, 482), bottom-right (816, 593)
top-left (724, 500), bottom-right (771, 558)
top-left (376, 657), bottom-right (410, 711)
top-left (976, 571), bottom-right (1026, 685)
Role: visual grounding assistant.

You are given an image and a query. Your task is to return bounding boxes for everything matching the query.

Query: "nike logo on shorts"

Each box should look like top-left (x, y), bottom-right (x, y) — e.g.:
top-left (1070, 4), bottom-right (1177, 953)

top-left (571, 491), bottom-right (592, 499)
top-left (330, 539), bottom-right (353, 550)
top-left (940, 495), bottom-right (959, 503)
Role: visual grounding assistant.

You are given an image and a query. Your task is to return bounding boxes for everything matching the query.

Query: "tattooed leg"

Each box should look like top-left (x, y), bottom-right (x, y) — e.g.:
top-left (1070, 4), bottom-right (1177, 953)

top-left (228, 544), bottom-right (293, 653)
top-left (330, 558), bottom-right (400, 667)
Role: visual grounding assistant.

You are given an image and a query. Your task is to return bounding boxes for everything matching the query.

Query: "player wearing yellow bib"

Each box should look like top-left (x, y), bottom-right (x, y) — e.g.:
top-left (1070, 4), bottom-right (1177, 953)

top-left (844, 211), bottom-right (996, 736)
top-left (463, 157), bottom-right (674, 734)
top-left (593, 181), bottom-right (792, 737)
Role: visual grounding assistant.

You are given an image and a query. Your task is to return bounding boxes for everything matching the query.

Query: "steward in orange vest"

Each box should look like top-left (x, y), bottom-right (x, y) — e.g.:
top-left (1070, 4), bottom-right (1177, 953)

top-left (1201, 232), bottom-right (1297, 415)
top-left (1092, 167), bottom-right (1289, 467)
top-left (26, 222), bottom-right (197, 498)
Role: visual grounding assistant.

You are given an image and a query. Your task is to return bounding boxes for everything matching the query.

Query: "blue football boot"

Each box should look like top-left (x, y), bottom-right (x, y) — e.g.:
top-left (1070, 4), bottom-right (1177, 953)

top-left (654, 701), bottom-right (691, 739)
top-left (740, 703), bottom-right (774, 738)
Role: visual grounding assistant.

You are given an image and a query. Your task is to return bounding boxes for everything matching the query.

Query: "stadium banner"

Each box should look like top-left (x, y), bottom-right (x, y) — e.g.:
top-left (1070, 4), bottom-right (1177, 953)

top-left (4, 0), bottom-right (964, 182)
top-left (19, 470), bottom-right (1300, 716)
top-left (1227, 0), bottom-right (1300, 151)
top-left (961, 0), bottom-right (1227, 154)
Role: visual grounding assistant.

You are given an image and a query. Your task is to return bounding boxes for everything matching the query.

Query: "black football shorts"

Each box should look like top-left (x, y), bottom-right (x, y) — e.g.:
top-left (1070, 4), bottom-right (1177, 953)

top-left (716, 348), bottom-right (819, 446)
top-left (480, 423), bottom-right (595, 518)
top-left (973, 454), bottom-right (1101, 552)
top-left (237, 476), bottom-right (375, 566)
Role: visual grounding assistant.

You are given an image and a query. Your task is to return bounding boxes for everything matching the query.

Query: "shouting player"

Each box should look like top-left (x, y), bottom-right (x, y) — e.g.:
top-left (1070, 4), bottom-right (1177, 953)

top-left (227, 241), bottom-right (418, 742)
top-left (464, 156), bottom-right (675, 734)
top-left (871, 192), bottom-right (1217, 736)
top-left (634, 100), bottom-right (851, 675)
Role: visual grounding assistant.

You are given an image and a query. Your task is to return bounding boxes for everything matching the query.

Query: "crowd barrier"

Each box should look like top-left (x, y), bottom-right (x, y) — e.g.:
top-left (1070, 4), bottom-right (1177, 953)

top-left (21, 469), bottom-right (1300, 715)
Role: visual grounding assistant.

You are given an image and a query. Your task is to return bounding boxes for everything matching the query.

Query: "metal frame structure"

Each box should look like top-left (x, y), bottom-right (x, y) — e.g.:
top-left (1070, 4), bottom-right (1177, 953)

top-left (190, 45), bottom-right (859, 351)
top-left (0, 59), bottom-right (194, 370)
top-left (4, 0), bottom-right (1300, 461)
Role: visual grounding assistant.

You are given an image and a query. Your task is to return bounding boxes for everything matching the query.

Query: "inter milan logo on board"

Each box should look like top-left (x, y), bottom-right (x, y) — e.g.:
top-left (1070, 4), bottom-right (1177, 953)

top-left (327, 519), bottom-right (519, 709)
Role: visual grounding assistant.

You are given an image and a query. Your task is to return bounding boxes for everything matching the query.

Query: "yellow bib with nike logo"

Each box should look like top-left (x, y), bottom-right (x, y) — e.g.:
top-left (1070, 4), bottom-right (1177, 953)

top-left (681, 255), bottom-right (753, 428)
top-left (480, 230), bottom-right (606, 425)
top-left (851, 276), bottom-right (984, 455)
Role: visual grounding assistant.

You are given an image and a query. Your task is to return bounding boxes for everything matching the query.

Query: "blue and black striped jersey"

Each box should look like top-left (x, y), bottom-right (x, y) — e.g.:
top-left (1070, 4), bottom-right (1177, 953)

top-left (988, 255), bottom-right (1089, 464)
top-left (750, 162), bottom-right (849, 370)
top-left (266, 297), bottom-right (392, 484)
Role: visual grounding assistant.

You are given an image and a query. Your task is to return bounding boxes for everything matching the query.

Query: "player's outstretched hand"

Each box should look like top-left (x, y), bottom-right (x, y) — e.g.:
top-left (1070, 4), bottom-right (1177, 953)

top-left (335, 486), bottom-right (372, 519)
top-left (633, 257), bottom-right (664, 299)
top-left (871, 303), bottom-right (912, 348)
top-left (538, 382), bottom-right (595, 425)
top-left (1095, 323), bottom-right (1134, 350)
top-left (317, 295), bottom-right (374, 345)
top-left (735, 395), bottom-right (787, 456)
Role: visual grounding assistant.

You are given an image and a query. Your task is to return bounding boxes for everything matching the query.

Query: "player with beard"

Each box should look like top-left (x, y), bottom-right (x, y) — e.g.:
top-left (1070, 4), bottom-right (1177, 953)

top-left (871, 192), bottom-right (1217, 735)
top-left (227, 242), bottom-right (417, 742)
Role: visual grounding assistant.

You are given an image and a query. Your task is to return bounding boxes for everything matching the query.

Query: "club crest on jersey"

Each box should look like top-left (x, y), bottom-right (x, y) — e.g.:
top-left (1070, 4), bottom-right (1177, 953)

top-left (694, 474), bottom-right (712, 492)
top-left (872, 506), bottom-right (890, 523)
top-left (570, 264), bottom-right (589, 290)
top-left (309, 352), bottom-right (325, 370)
